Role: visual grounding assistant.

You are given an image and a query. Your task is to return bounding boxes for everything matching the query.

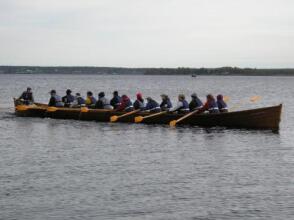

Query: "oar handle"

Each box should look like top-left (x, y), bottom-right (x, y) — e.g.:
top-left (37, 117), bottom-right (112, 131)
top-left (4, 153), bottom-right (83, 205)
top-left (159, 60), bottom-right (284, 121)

top-left (176, 110), bottom-right (198, 124)
top-left (142, 111), bottom-right (167, 119)
top-left (117, 109), bottom-right (140, 119)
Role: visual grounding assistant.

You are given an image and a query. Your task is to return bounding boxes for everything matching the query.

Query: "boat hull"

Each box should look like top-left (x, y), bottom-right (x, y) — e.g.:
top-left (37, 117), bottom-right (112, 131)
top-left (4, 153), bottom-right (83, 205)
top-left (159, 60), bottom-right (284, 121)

top-left (14, 102), bottom-right (282, 131)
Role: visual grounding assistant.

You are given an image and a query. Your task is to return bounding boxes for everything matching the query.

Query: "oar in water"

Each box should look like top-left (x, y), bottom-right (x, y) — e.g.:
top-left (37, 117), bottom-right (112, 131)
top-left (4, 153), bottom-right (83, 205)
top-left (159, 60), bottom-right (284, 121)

top-left (110, 109), bottom-right (140, 122)
top-left (169, 110), bottom-right (198, 127)
top-left (135, 111), bottom-right (167, 123)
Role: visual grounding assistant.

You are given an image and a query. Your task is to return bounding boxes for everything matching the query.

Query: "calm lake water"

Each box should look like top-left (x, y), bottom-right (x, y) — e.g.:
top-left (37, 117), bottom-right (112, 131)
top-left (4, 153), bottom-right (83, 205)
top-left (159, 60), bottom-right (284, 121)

top-left (0, 74), bottom-right (293, 220)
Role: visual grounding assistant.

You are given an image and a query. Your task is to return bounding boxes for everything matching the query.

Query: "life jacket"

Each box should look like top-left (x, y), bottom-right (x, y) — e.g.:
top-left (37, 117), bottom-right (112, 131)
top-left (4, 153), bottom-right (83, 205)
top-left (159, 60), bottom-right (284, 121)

top-left (208, 100), bottom-right (219, 113)
top-left (86, 96), bottom-right (97, 106)
top-left (217, 100), bottom-right (228, 112)
top-left (54, 95), bottom-right (64, 107)
top-left (146, 100), bottom-right (160, 112)
top-left (179, 100), bottom-right (190, 112)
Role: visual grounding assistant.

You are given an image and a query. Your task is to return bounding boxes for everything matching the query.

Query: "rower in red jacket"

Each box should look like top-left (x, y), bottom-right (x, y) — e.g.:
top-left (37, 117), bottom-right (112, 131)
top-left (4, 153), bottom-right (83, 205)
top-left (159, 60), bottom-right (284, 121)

top-left (198, 94), bottom-right (220, 114)
top-left (116, 95), bottom-right (134, 112)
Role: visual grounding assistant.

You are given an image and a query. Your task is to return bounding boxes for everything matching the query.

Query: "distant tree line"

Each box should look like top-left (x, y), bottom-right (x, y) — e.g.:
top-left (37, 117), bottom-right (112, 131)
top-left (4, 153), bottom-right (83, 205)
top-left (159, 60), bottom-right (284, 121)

top-left (0, 66), bottom-right (293, 76)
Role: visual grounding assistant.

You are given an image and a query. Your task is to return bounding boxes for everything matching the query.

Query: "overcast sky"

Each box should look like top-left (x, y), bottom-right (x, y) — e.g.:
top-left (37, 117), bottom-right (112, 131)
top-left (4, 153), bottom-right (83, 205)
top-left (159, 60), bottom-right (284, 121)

top-left (0, 0), bottom-right (293, 68)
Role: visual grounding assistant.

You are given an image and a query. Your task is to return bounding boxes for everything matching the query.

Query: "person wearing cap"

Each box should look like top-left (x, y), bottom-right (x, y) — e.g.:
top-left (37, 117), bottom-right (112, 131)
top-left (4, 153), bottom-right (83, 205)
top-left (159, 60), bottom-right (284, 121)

top-left (198, 94), bottom-right (220, 114)
top-left (133, 92), bottom-right (145, 110)
top-left (189, 93), bottom-right (203, 111)
top-left (110, 91), bottom-right (121, 109)
top-left (169, 94), bottom-right (190, 113)
top-left (216, 94), bottom-right (228, 113)
top-left (62, 89), bottom-right (75, 107)
top-left (95, 92), bottom-right (113, 110)
top-left (72, 93), bottom-right (86, 107)
top-left (160, 94), bottom-right (172, 111)
top-left (19, 87), bottom-right (34, 105)
top-left (144, 97), bottom-right (161, 113)
top-left (116, 95), bottom-right (134, 112)
top-left (85, 91), bottom-right (97, 108)
top-left (48, 90), bottom-right (64, 107)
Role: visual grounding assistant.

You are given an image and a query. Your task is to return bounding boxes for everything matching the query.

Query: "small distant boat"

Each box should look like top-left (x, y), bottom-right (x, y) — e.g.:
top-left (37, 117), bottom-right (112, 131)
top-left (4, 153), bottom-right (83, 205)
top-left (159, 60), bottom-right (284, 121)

top-left (191, 74), bottom-right (197, 77)
top-left (14, 100), bottom-right (282, 131)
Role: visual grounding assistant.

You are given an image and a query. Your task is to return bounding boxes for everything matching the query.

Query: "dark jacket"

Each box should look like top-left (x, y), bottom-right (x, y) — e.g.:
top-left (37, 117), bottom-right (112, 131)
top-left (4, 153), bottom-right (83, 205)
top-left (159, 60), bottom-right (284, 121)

top-left (48, 95), bottom-right (64, 107)
top-left (76, 96), bottom-right (85, 105)
top-left (145, 99), bottom-right (161, 112)
top-left (19, 91), bottom-right (34, 105)
top-left (133, 99), bottom-right (145, 110)
top-left (62, 94), bottom-right (75, 107)
top-left (110, 95), bottom-right (121, 109)
top-left (160, 98), bottom-right (172, 110)
top-left (217, 100), bottom-right (228, 112)
top-left (189, 97), bottom-right (203, 111)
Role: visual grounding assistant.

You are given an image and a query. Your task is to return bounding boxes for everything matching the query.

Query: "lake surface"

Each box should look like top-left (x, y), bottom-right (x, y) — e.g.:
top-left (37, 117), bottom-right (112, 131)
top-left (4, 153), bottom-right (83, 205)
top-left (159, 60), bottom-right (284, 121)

top-left (0, 74), bottom-right (293, 220)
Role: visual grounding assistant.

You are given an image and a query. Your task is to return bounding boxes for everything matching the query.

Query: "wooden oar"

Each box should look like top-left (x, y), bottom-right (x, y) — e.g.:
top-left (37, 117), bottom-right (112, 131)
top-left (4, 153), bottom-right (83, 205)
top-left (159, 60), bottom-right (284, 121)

top-left (135, 111), bottom-right (167, 123)
top-left (110, 109), bottom-right (140, 122)
top-left (169, 110), bottom-right (198, 127)
top-left (223, 96), bottom-right (230, 102)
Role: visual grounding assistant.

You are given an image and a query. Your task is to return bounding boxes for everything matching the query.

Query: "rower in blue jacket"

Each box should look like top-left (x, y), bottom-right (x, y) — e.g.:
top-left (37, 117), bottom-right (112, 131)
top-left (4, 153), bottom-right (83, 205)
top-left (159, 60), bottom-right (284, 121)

top-left (145, 97), bottom-right (161, 113)
top-left (169, 94), bottom-right (189, 113)
top-left (48, 90), bottom-right (64, 107)
top-left (217, 94), bottom-right (228, 113)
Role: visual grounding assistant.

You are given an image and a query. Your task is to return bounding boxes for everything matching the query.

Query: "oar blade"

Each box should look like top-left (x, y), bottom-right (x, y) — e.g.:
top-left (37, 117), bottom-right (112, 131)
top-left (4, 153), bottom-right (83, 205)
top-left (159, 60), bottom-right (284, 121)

top-left (47, 107), bottom-right (57, 112)
top-left (250, 96), bottom-right (261, 102)
top-left (110, 115), bottom-right (118, 122)
top-left (169, 120), bottom-right (177, 127)
top-left (223, 96), bottom-right (230, 102)
top-left (134, 116), bottom-right (144, 123)
top-left (81, 107), bottom-right (89, 113)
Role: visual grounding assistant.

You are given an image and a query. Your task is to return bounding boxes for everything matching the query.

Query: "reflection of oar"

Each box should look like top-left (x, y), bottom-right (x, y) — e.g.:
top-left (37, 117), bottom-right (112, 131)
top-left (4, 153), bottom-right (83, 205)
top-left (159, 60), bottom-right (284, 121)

top-left (110, 109), bottom-right (140, 122)
top-left (135, 111), bottom-right (167, 123)
top-left (169, 110), bottom-right (198, 127)
top-left (230, 96), bottom-right (261, 111)
top-left (223, 96), bottom-right (230, 102)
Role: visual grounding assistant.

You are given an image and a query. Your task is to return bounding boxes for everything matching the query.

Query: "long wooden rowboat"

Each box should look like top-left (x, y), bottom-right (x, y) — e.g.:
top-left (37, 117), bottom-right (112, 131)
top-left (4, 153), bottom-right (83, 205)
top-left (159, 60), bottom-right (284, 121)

top-left (14, 101), bottom-right (282, 131)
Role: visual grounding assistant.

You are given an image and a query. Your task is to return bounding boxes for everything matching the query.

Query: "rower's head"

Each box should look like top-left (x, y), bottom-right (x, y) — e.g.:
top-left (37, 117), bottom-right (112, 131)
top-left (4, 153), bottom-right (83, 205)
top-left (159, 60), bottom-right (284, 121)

top-left (113, 91), bottom-right (119, 96)
top-left (207, 94), bottom-right (215, 101)
top-left (191, 93), bottom-right (198, 99)
top-left (50, 90), bottom-right (56, 96)
top-left (76, 93), bottom-right (81, 97)
top-left (217, 94), bottom-right (223, 100)
top-left (161, 94), bottom-right (168, 100)
top-left (87, 91), bottom-right (93, 97)
top-left (136, 92), bottom-right (143, 100)
top-left (178, 94), bottom-right (185, 101)
top-left (98, 92), bottom-right (105, 98)
top-left (27, 87), bottom-right (32, 92)
top-left (66, 89), bottom-right (72, 95)
top-left (121, 95), bottom-right (129, 101)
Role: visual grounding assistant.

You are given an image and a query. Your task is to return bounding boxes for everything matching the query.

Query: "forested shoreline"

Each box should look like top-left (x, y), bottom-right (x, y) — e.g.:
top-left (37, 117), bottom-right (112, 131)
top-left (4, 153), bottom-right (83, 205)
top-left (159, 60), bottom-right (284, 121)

top-left (1, 66), bottom-right (294, 76)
